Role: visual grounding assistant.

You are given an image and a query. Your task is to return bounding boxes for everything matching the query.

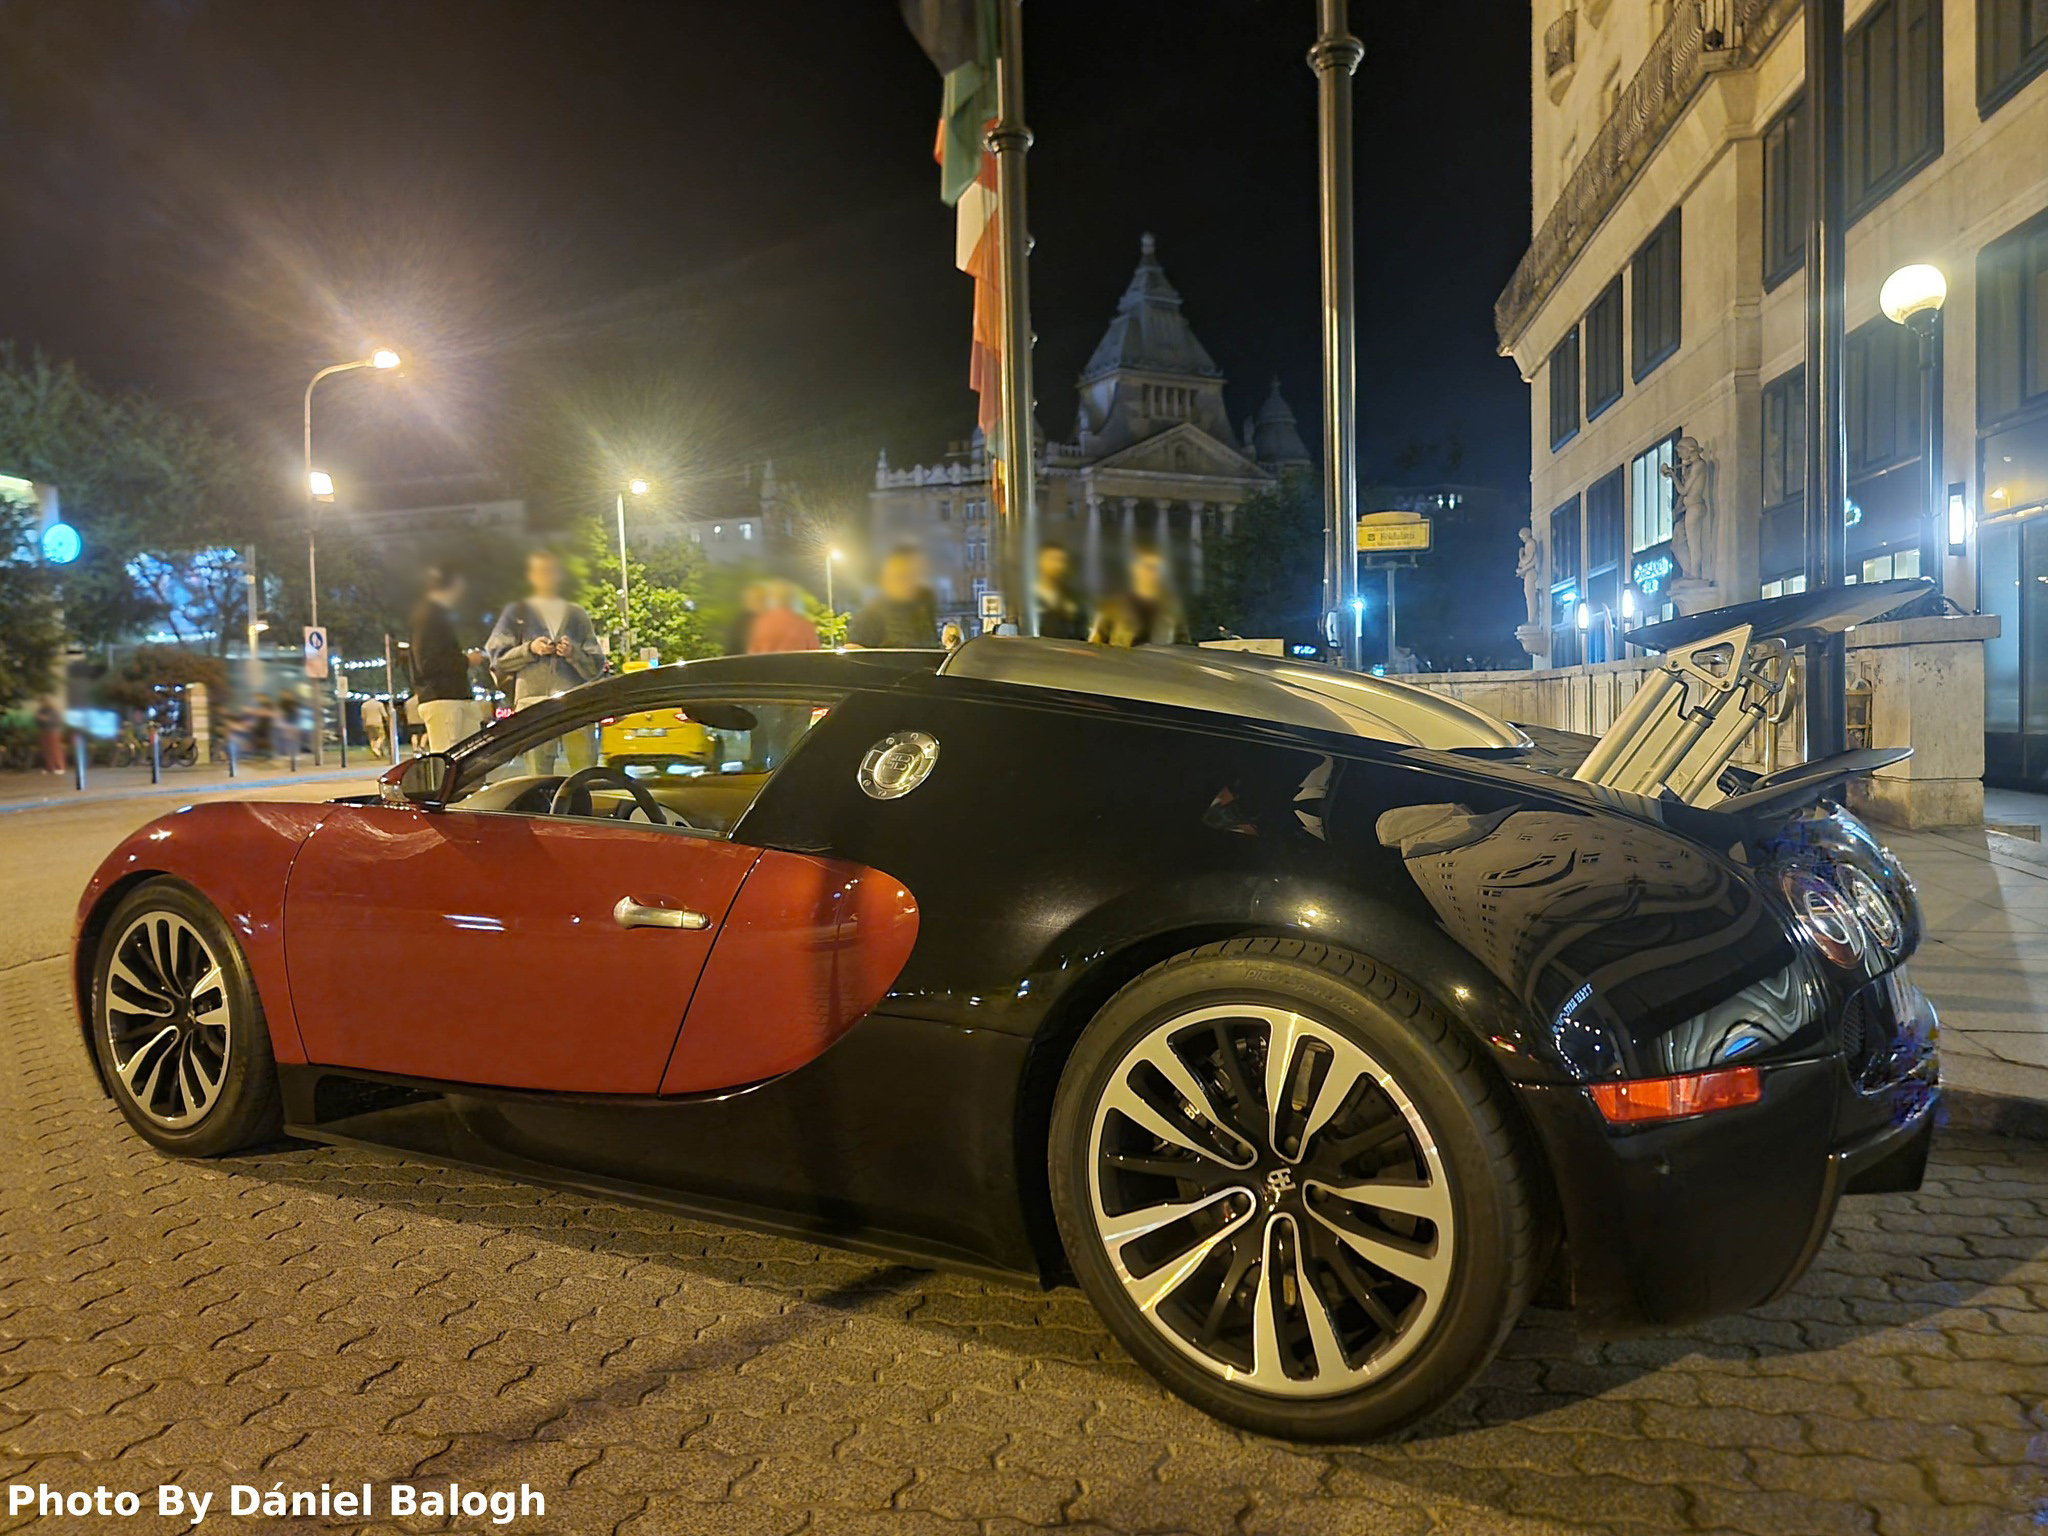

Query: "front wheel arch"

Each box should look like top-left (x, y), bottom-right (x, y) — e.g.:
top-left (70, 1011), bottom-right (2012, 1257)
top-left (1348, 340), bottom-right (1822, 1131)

top-left (74, 869), bottom-right (171, 1096)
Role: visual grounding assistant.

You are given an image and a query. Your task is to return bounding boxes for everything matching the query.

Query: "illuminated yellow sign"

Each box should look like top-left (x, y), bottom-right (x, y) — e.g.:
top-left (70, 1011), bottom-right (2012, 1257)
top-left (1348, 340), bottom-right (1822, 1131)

top-left (1356, 513), bottom-right (1432, 553)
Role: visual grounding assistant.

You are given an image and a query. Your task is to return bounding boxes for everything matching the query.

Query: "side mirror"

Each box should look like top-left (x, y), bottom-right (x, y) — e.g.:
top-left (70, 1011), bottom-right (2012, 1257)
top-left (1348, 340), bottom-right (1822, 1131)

top-left (380, 753), bottom-right (454, 809)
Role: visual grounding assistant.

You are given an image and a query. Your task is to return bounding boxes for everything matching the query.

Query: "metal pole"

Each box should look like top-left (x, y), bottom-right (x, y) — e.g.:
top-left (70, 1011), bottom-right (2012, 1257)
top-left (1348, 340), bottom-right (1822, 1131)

top-left (1385, 565), bottom-right (1397, 666)
top-left (304, 373), bottom-right (325, 768)
top-left (1917, 312), bottom-right (1943, 597)
top-left (384, 632), bottom-right (401, 766)
top-left (150, 726), bottom-right (160, 785)
top-left (615, 490), bottom-right (631, 651)
top-left (335, 666), bottom-right (349, 770)
top-left (825, 556), bottom-right (835, 621)
top-left (1802, 0), bottom-right (1849, 758)
top-left (1310, 0), bottom-right (1365, 671)
top-left (989, 0), bottom-right (1040, 636)
top-left (72, 731), bottom-right (86, 793)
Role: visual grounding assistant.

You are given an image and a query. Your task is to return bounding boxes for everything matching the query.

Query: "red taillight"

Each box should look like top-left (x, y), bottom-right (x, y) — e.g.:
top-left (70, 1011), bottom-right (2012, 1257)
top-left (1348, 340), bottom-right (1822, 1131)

top-left (1587, 1066), bottom-right (1762, 1124)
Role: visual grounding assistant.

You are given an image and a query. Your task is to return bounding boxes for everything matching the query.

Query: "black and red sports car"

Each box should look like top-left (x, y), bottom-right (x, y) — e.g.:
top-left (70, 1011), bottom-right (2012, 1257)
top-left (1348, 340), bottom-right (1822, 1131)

top-left (73, 590), bottom-right (1939, 1440)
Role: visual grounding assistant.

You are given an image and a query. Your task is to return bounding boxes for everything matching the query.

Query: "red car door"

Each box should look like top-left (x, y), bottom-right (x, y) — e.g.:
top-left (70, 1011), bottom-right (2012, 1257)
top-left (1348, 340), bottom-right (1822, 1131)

top-left (283, 805), bottom-right (759, 1093)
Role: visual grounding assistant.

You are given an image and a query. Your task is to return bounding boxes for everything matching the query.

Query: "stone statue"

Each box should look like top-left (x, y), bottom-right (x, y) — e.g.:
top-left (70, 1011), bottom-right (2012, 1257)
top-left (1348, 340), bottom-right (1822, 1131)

top-left (1515, 526), bottom-right (1544, 628)
top-left (1662, 436), bottom-right (1713, 583)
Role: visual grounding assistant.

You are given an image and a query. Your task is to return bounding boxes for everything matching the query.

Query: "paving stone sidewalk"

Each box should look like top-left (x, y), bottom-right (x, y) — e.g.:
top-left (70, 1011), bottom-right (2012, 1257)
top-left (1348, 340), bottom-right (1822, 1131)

top-left (2, 954), bottom-right (2045, 1536)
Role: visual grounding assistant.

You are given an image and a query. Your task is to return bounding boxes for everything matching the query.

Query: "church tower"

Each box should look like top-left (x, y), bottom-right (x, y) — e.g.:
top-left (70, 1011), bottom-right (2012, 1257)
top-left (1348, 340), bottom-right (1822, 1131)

top-left (1072, 234), bottom-right (1236, 457)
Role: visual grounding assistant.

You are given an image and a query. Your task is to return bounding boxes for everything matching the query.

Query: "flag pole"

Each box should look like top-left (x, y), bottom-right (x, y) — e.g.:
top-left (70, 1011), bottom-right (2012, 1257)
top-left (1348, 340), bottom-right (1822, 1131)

top-left (988, 0), bottom-right (1039, 635)
top-left (1310, 0), bottom-right (1364, 671)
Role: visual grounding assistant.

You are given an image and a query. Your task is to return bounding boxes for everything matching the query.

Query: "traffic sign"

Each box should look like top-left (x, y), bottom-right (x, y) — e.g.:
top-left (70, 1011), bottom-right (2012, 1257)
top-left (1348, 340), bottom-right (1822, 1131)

top-left (1357, 512), bottom-right (1432, 553)
top-left (303, 625), bottom-right (329, 679)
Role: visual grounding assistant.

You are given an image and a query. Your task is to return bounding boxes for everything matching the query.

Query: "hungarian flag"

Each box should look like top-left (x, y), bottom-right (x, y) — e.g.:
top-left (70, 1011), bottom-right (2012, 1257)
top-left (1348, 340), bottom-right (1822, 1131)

top-left (902, 0), bottom-right (1003, 449)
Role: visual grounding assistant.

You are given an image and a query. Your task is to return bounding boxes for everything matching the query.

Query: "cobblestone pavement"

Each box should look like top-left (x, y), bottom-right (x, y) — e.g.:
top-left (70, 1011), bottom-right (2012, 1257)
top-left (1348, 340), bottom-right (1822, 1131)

top-left (2, 958), bottom-right (2046, 1536)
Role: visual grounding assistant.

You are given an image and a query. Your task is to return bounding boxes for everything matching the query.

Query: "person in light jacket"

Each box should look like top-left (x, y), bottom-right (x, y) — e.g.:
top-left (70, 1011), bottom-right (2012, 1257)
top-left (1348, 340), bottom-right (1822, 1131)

top-left (485, 550), bottom-right (605, 774)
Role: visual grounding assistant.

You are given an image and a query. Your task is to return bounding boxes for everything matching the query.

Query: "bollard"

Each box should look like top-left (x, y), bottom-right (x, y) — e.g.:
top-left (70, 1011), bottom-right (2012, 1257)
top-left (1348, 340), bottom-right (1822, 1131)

top-left (72, 732), bottom-right (86, 793)
top-left (150, 729), bottom-right (161, 785)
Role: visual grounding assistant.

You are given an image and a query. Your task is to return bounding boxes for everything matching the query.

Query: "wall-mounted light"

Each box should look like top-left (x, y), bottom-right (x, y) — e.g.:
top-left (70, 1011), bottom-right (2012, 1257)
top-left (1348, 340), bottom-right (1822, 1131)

top-left (1948, 482), bottom-right (1970, 555)
top-left (1576, 601), bottom-right (1591, 632)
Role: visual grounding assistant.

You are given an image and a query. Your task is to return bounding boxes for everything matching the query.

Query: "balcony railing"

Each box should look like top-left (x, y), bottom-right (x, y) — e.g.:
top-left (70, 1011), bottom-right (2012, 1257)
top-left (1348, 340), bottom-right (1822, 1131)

top-left (1497, 0), bottom-right (1798, 350)
top-left (1544, 11), bottom-right (1578, 83)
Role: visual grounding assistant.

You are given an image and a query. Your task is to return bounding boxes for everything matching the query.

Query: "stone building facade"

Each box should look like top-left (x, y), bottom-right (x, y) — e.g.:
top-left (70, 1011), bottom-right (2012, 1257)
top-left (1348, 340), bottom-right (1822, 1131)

top-left (872, 234), bottom-right (1313, 631)
top-left (1504, 0), bottom-right (2048, 788)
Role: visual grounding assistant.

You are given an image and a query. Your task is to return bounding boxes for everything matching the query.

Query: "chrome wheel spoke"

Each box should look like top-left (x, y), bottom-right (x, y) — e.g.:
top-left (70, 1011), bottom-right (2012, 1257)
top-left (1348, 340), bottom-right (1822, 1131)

top-left (1102, 1078), bottom-right (1240, 1168)
top-left (117, 1026), bottom-right (178, 1101)
top-left (1312, 1214), bottom-right (1447, 1293)
top-left (1308, 1174), bottom-right (1452, 1230)
top-left (108, 953), bottom-right (175, 1016)
top-left (1107, 1189), bottom-right (1255, 1314)
top-left (1291, 1231), bottom-right (1353, 1384)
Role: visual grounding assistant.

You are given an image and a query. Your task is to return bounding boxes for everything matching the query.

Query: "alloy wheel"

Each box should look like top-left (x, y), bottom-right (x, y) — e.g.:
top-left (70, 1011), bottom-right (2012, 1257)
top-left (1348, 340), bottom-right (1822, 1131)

top-left (1086, 1003), bottom-right (1454, 1397)
top-left (101, 911), bottom-right (233, 1130)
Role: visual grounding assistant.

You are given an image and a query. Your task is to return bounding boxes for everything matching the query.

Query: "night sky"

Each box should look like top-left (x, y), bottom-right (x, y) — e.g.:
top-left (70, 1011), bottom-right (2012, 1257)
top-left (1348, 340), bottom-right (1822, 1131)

top-left (0, 0), bottom-right (1530, 525)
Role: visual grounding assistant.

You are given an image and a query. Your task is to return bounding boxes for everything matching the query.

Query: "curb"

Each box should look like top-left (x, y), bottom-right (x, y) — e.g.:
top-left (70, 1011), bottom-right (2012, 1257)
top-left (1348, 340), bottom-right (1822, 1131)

top-left (1944, 1086), bottom-right (2048, 1142)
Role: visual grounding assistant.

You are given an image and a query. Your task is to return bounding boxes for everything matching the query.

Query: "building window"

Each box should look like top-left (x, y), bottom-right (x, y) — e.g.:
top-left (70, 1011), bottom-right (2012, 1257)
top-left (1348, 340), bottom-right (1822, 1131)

top-left (1584, 277), bottom-right (1623, 420)
top-left (1550, 327), bottom-right (1581, 449)
top-left (1847, 0), bottom-right (1942, 217)
top-left (1549, 494), bottom-right (1582, 665)
top-left (938, 500), bottom-right (952, 521)
top-left (1631, 208), bottom-right (1681, 381)
top-left (1846, 315), bottom-right (1925, 479)
top-left (1979, 207), bottom-right (2048, 431)
top-left (1586, 469), bottom-right (1625, 659)
top-left (1629, 434), bottom-right (1679, 551)
top-left (1762, 95), bottom-right (1807, 289)
top-left (1762, 367), bottom-right (1807, 513)
top-left (1981, 0), bottom-right (2048, 114)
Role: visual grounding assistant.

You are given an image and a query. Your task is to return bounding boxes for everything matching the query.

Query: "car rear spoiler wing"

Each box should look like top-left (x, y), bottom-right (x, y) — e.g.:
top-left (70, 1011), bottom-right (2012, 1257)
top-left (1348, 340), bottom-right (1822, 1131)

top-left (1570, 578), bottom-right (1930, 808)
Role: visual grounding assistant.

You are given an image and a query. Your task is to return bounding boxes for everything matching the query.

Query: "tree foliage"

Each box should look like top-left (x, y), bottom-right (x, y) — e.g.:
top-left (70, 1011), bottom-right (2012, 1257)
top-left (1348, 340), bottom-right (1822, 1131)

top-left (1192, 470), bottom-right (1325, 644)
top-left (0, 491), bottom-right (62, 710)
top-left (0, 347), bottom-right (263, 652)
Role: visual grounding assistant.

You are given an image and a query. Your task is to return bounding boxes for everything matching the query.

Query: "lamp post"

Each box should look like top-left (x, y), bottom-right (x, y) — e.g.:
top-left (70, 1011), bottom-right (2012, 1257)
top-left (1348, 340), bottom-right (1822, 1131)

top-left (1310, 0), bottom-right (1365, 672)
top-left (825, 547), bottom-right (842, 624)
top-left (305, 348), bottom-right (400, 765)
top-left (615, 477), bottom-right (648, 654)
top-left (1880, 263), bottom-right (1948, 596)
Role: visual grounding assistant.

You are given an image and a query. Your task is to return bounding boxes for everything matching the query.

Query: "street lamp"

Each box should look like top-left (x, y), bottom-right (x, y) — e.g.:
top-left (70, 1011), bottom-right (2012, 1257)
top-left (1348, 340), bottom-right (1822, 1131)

top-left (304, 348), bottom-right (402, 764)
top-left (1881, 263), bottom-right (1947, 591)
top-left (615, 477), bottom-right (648, 653)
top-left (825, 547), bottom-right (843, 621)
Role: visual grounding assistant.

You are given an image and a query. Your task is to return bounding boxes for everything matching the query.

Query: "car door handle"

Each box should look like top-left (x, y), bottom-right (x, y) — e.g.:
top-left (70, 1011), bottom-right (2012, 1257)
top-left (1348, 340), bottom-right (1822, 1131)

top-left (613, 896), bottom-right (711, 931)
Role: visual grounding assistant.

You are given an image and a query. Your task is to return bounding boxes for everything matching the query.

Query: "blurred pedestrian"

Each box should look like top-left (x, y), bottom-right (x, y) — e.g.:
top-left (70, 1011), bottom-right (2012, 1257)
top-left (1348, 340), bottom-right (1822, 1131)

top-left (1089, 546), bottom-right (1190, 648)
top-left (274, 688), bottom-right (301, 760)
top-left (940, 620), bottom-right (964, 652)
top-left (746, 581), bottom-right (821, 653)
top-left (410, 564), bottom-right (487, 754)
top-left (35, 698), bottom-right (63, 774)
top-left (726, 582), bottom-right (768, 656)
top-left (1035, 543), bottom-right (1086, 640)
top-left (846, 545), bottom-right (941, 649)
top-left (361, 695), bottom-right (391, 760)
top-left (486, 550), bottom-right (604, 774)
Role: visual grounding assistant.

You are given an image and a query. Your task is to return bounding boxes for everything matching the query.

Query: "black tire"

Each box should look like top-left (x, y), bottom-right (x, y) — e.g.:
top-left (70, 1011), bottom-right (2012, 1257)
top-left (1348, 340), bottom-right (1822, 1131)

top-left (90, 879), bottom-right (282, 1157)
top-left (1049, 938), bottom-right (1540, 1442)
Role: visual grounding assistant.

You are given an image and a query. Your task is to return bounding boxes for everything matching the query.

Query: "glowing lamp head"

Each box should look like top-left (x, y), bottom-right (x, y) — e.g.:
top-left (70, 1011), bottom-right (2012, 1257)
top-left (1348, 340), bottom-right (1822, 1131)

top-left (370, 349), bottom-right (401, 370)
top-left (1879, 264), bottom-right (1947, 326)
top-left (829, 547), bottom-right (843, 562)
top-left (628, 478), bottom-right (648, 496)
top-left (308, 470), bottom-right (335, 499)
top-left (1576, 600), bottom-right (1591, 631)
top-left (1622, 588), bottom-right (1637, 619)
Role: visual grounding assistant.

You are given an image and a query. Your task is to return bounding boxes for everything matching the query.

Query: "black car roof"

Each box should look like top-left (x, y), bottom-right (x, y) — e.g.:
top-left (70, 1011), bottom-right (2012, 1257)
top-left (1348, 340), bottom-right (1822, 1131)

top-left (453, 638), bottom-right (1529, 760)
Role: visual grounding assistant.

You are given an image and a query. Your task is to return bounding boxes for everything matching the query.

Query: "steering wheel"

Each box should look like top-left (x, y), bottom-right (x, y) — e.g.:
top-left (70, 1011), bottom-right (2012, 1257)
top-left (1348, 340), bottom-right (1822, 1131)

top-left (549, 764), bottom-right (669, 825)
